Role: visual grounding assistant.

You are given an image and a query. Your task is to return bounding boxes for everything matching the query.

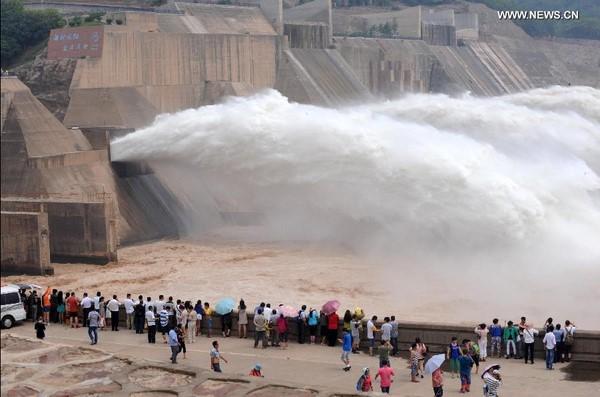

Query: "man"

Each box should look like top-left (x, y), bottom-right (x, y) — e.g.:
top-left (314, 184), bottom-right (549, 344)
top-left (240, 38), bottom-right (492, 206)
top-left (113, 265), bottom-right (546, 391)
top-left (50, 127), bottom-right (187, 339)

top-left (375, 360), bottom-right (394, 394)
top-left (367, 316), bottom-right (379, 356)
top-left (154, 295), bottom-right (165, 314)
top-left (253, 308), bottom-right (267, 348)
top-left (145, 296), bottom-right (153, 312)
top-left (94, 291), bottom-right (101, 311)
top-left (88, 308), bottom-right (100, 345)
top-left (210, 340), bottom-right (228, 372)
top-left (381, 317), bottom-right (392, 344)
top-left (522, 324), bottom-right (539, 364)
top-left (543, 325), bottom-right (557, 370)
top-left (81, 293), bottom-right (92, 327)
top-left (167, 326), bottom-right (180, 364)
top-left (297, 305), bottom-right (307, 344)
top-left (165, 296), bottom-right (175, 327)
top-left (106, 295), bottom-right (121, 331)
top-left (123, 293), bottom-right (135, 330)
top-left (517, 316), bottom-right (527, 359)
top-left (390, 315), bottom-right (399, 356)
top-left (65, 292), bottom-right (80, 328)
top-left (134, 295), bottom-right (146, 334)
top-left (146, 305), bottom-right (156, 343)
top-left (489, 318), bottom-right (503, 358)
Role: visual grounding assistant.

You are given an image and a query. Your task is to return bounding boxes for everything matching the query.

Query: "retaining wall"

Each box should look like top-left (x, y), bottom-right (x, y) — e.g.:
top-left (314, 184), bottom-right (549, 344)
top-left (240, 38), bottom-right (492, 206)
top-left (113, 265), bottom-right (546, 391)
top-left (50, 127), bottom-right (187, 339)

top-left (1, 211), bottom-right (52, 275)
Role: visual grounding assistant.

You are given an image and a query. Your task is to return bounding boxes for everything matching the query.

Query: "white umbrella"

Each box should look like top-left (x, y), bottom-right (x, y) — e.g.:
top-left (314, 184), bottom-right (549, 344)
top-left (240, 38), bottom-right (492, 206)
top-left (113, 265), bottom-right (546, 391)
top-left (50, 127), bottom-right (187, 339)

top-left (425, 354), bottom-right (446, 374)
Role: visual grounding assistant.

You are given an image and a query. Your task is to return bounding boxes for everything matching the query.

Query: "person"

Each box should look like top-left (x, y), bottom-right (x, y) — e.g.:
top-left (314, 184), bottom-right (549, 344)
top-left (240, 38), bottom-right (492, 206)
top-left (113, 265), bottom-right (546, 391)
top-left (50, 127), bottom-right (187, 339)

top-left (343, 310), bottom-right (352, 334)
top-left (351, 315), bottom-right (362, 354)
top-left (66, 292), bottom-right (80, 328)
top-left (446, 336), bottom-right (462, 378)
top-left (517, 316), bottom-right (527, 359)
top-left (543, 325), bottom-right (557, 369)
top-left (42, 287), bottom-right (52, 324)
top-left (366, 316), bottom-right (379, 356)
top-left (470, 339), bottom-right (481, 374)
top-left (410, 343), bottom-right (420, 383)
top-left (204, 302), bottom-right (213, 338)
top-left (339, 329), bottom-right (352, 371)
top-left (238, 299), bottom-right (248, 338)
top-left (390, 316), bottom-right (399, 356)
top-left (327, 310), bottom-right (340, 347)
top-left (475, 323), bottom-right (489, 362)
top-left (159, 306), bottom-right (170, 343)
top-left (134, 296), bottom-right (146, 334)
top-left (222, 310), bottom-right (233, 337)
top-left (489, 319), bottom-right (502, 358)
top-left (377, 340), bottom-right (392, 368)
top-left (81, 293), bottom-right (92, 327)
top-left (458, 348), bottom-right (474, 393)
top-left (88, 308), bottom-right (100, 345)
top-left (381, 317), bottom-right (392, 344)
top-left (564, 320), bottom-right (576, 362)
top-left (176, 323), bottom-right (187, 359)
top-left (167, 326), bottom-right (180, 363)
top-left (356, 367), bottom-right (373, 392)
top-left (503, 321), bottom-right (518, 359)
top-left (154, 295), bottom-right (165, 314)
top-left (249, 363), bottom-right (263, 377)
top-left (35, 317), bottom-right (46, 339)
top-left (553, 323), bottom-right (565, 363)
top-left (98, 296), bottom-right (106, 330)
top-left (522, 324), bottom-right (538, 364)
top-left (483, 369), bottom-right (502, 397)
top-left (107, 295), bottom-right (121, 331)
top-left (94, 291), bottom-right (102, 312)
top-left (50, 289), bottom-right (58, 323)
top-left (297, 305), bottom-right (307, 344)
top-left (253, 308), bottom-right (267, 348)
top-left (31, 292), bottom-right (41, 324)
top-left (269, 309), bottom-right (280, 347)
top-left (146, 305), bottom-right (156, 344)
top-left (544, 317), bottom-right (554, 333)
top-left (432, 366), bottom-right (444, 397)
top-left (374, 360), bottom-right (394, 394)
top-left (124, 293), bottom-right (135, 330)
top-left (277, 313), bottom-right (288, 349)
top-left (56, 291), bottom-right (65, 325)
top-left (144, 296), bottom-right (153, 312)
top-left (320, 311), bottom-right (328, 345)
top-left (210, 340), bottom-right (228, 372)
top-left (194, 300), bottom-right (203, 337)
top-left (415, 337), bottom-right (427, 378)
top-left (308, 308), bottom-right (319, 344)
top-left (187, 305), bottom-right (197, 343)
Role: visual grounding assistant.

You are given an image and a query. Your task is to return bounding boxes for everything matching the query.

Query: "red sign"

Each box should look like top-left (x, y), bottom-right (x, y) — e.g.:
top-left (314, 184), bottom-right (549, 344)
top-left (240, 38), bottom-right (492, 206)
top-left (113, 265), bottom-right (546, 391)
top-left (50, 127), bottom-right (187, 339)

top-left (47, 26), bottom-right (104, 60)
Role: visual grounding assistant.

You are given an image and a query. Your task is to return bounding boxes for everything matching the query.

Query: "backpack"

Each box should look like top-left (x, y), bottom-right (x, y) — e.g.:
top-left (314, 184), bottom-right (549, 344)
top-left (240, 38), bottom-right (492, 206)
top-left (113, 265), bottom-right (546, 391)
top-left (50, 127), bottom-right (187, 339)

top-left (565, 328), bottom-right (574, 346)
top-left (296, 310), bottom-right (304, 323)
top-left (356, 375), bottom-right (365, 391)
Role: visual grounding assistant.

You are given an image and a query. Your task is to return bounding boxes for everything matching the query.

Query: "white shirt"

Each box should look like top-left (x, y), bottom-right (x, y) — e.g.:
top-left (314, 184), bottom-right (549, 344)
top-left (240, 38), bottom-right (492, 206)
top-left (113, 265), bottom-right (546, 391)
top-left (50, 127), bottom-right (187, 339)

top-left (381, 322), bottom-right (392, 341)
top-left (93, 296), bottom-right (100, 310)
top-left (123, 298), bottom-right (135, 314)
top-left (543, 332), bottom-right (556, 349)
top-left (565, 325), bottom-right (576, 335)
top-left (523, 327), bottom-right (538, 344)
top-left (145, 310), bottom-right (155, 326)
top-left (154, 300), bottom-right (164, 313)
top-left (107, 299), bottom-right (120, 312)
top-left (81, 296), bottom-right (92, 309)
top-left (367, 320), bottom-right (376, 339)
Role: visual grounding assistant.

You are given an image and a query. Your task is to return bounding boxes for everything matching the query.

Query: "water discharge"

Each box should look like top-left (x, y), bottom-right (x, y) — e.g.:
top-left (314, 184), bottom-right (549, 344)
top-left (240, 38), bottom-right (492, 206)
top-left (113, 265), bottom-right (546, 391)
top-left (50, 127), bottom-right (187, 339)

top-left (112, 87), bottom-right (600, 327)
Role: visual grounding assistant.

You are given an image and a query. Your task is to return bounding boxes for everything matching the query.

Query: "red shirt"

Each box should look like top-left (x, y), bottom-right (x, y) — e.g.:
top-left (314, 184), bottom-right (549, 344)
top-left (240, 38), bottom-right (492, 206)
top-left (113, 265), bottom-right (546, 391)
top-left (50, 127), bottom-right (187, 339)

top-left (328, 313), bottom-right (339, 330)
top-left (377, 366), bottom-right (394, 388)
top-left (66, 296), bottom-right (79, 313)
top-left (277, 316), bottom-right (288, 333)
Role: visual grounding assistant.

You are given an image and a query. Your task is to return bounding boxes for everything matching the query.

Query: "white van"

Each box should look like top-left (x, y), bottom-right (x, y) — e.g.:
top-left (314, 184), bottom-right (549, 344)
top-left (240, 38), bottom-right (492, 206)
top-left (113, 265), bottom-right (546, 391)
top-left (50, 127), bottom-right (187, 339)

top-left (1, 285), bottom-right (27, 328)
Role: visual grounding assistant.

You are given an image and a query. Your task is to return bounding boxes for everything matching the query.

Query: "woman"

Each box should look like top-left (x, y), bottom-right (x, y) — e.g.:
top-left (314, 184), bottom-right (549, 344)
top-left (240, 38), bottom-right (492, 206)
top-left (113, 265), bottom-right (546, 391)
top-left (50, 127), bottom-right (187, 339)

top-left (276, 314), bottom-right (288, 349)
top-left (187, 305), bottom-right (197, 343)
top-left (98, 296), bottom-right (106, 330)
top-left (327, 311), bottom-right (340, 347)
top-left (194, 300), bottom-right (203, 337)
top-left (222, 310), bottom-right (233, 337)
top-left (544, 317), bottom-right (554, 333)
top-left (42, 287), bottom-right (52, 324)
top-left (56, 291), bottom-right (65, 325)
top-left (343, 310), bottom-right (352, 333)
top-left (238, 299), bottom-right (248, 338)
top-left (415, 337), bottom-right (427, 378)
top-left (563, 320), bottom-right (576, 362)
top-left (176, 323), bottom-right (187, 359)
top-left (320, 311), bottom-right (328, 345)
top-left (307, 308), bottom-right (319, 344)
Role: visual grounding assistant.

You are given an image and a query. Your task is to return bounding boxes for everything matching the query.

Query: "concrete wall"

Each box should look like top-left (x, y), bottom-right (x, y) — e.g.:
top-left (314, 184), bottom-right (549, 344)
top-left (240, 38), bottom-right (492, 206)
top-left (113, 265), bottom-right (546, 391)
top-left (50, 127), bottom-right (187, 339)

top-left (422, 8), bottom-right (454, 26)
top-left (260, 0), bottom-right (283, 35)
top-left (284, 23), bottom-right (329, 49)
top-left (455, 12), bottom-right (479, 40)
top-left (1, 211), bottom-right (51, 275)
top-left (422, 23), bottom-right (457, 46)
top-left (26, 150), bottom-right (108, 169)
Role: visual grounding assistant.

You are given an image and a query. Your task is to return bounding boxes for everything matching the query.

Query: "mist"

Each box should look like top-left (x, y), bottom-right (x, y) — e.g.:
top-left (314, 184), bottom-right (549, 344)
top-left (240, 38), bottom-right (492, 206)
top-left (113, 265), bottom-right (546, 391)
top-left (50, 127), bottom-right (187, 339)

top-left (111, 87), bottom-right (600, 328)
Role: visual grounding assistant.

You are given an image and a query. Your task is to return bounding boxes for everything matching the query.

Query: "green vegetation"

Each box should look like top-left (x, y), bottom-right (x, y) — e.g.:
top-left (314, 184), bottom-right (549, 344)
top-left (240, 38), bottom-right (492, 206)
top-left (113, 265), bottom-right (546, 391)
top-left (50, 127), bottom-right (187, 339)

top-left (1, 0), bottom-right (65, 67)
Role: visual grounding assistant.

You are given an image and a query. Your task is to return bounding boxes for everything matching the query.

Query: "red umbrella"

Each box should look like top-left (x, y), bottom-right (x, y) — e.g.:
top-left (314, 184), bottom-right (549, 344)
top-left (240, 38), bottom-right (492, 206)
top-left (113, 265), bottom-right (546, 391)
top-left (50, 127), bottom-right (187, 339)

top-left (279, 305), bottom-right (298, 318)
top-left (321, 300), bottom-right (340, 315)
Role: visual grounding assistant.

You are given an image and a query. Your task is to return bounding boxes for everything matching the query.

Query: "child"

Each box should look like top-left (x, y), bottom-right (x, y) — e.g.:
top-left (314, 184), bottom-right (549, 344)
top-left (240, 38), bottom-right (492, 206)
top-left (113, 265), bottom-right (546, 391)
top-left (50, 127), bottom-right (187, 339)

top-left (339, 330), bottom-right (352, 371)
top-left (432, 367), bottom-right (444, 397)
top-left (356, 367), bottom-right (373, 392)
top-left (35, 317), bottom-right (46, 339)
top-left (483, 369), bottom-right (502, 397)
top-left (204, 302), bottom-right (212, 338)
top-left (446, 337), bottom-right (462, 378)
top-left (176, 323), bottom-right (187, 359)
top-left (249, 363), bottom-right (264, 377)
top-left (410, 343), bottom-right (420, 383)
top-left (351, 315), bottom-right (362, 353)
top-left (375, 360), bottom-right (395, 394)
top-left (378, 340), bottom-right (393, 368)
top-left (458, 348), bottom-right (474, 393)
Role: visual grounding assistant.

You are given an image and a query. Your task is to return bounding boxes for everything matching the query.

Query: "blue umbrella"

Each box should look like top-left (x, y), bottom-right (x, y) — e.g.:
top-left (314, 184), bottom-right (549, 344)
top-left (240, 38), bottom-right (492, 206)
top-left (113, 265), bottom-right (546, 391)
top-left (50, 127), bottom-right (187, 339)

top-left (215, 297), bottom-right (236, 315)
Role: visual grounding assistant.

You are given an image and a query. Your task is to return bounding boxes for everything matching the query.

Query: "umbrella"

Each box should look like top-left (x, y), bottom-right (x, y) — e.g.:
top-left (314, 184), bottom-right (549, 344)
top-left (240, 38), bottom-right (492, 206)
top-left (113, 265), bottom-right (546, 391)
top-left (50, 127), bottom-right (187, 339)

top-left (481, 364), bottom-right (501, 378)
top-left (321, 300), bottom-right (340, 315)
top-left (214, 297), bottom-right (235, 315)
top-left (279, 305), bottom-right (298, 318)
top-left (424, 354), bottom-right (446, 374)
top-left (354, 307), bottom-right (365, 320)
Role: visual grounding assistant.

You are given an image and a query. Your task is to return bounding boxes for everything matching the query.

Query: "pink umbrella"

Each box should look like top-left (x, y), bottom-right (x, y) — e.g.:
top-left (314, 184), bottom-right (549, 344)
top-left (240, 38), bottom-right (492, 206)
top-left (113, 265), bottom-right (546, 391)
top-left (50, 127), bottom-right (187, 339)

top-left (279, 305), bottom-right (298, 318)
top-left (321, 300), bottom-right (340, 315)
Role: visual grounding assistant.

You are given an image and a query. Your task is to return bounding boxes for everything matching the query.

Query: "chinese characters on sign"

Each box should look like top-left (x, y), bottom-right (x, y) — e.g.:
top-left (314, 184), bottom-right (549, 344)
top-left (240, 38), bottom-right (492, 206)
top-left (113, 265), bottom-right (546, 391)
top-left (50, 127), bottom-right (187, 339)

top-left (47, 26), bottom-right (104, 59)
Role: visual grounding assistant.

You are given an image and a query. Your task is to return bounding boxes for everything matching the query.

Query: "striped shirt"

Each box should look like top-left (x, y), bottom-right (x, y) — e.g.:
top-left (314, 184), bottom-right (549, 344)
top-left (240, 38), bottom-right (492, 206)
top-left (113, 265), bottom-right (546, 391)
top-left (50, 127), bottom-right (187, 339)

top-left (483, 373), bottom-right (501, 396)
top-left (159, 310), bottom-right (169, 327)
